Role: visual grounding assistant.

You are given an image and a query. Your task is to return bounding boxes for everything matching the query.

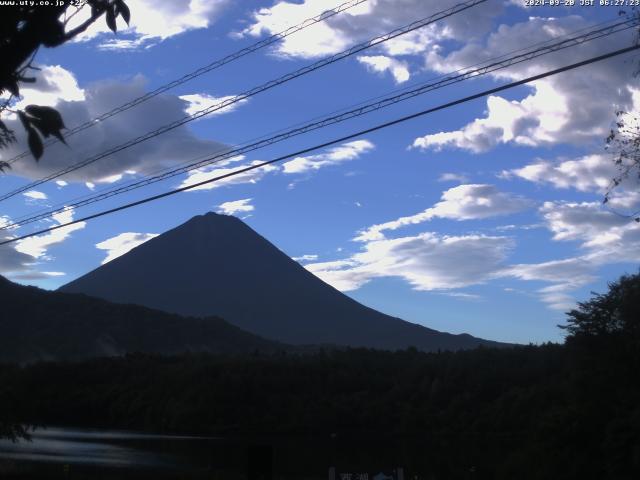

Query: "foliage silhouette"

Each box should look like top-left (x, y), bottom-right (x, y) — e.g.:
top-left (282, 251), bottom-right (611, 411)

top-left (0, 0), bottom-right (130, 163)
top-left (603, 8), bottom-right (640, 217)
top-left (561, 271), bottom-right (640, 340)
top-left (605, 110), bottom-right (640, 220)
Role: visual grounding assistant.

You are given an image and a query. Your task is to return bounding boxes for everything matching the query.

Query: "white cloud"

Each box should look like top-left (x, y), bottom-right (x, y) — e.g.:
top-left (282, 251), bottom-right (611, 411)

top-left (2, 65), bottom-right (85, 110)
top-left (357, 55), bottom-right (410, 83)
top-left (1, 67), bottom-right (232, 183)
top-left (537, 284), bottom-right (583, 312)
top-left (96, 232), bottom-right (159, 265)
top-left (217, 198), bottom-right (255, 215)
top-left (238, 0), bottom-right (363, 58)
top-left (503, 257), bottom-right (596, 311)
top-left (495, 223), bottom-right (542, 232)
top-left (304, 258), bottom-right (372, 291)
top-left (501, 154), bottom-right (618, 193)
top-left (70, 0), bottom-right (230, 49)
top-left (1, 209), bottom-right (79, 282)
top-left (540, 201), bottom-right (640, 252)
top-left (356, 184), bottom-right (532, 241)
top-left (606, 190), bottom-right (640, 212)
top-left (15, 209), bottom-right (86, 259)
top-left (178, 158), bottom-right (278, 192)
top-left (56, 180), bottom-right (68, 187)
top-left (306, 232), bottom-right (514, 291)
top-left (240, 0), bottom-right (502, 59)
top-left (438, 172), bottom-right (470, 183)
top-left (7, 271), bottom-right (67, 281)
top-left (505, 257), bottom-right (595, 285)
top-left (298, 193), bottom-right (636, 311)
top-left (413, 16), bottom-right (637, 153)
top-left (0, 237), bottom-right (36, 275)
top-left (412, 93), bottom-right (547, 153)
top-left (306, 191), bottom-right (638, 312)
top-left (97, 38), bottom-right (147, 51)
top-left (439, 291), bottom-right (482, 301)
top-left (293, 254), bottom-right (318, 263)
top-left (282, 140), bottom-right (374, 174)
top-left (23, 190), bottom-right (47, 201)
top-left (502, 153), bottom-right (640, 214)
top-left (496, 200), bottom-right (640, 310)
top-left (179, 93), bottom-right (248, 117)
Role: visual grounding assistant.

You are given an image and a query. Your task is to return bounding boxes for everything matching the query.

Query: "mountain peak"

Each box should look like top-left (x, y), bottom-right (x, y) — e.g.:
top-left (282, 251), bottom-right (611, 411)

top-left (183, 211), bottom-right (238, 225)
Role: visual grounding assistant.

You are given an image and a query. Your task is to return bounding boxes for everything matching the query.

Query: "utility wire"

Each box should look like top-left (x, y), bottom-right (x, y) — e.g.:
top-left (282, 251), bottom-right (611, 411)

top-left (4, 0), bottom-right (371, 166)
top-left (2, 17), bottom-right (636, 231)
top-left (2, 44), bottom-right (637, 247)
top-left (0, 0), bottom-right (487, 202)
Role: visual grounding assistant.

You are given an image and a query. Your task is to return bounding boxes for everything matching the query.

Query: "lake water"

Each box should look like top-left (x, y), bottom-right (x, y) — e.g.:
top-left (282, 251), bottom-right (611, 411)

top-left (0, 427), bottom-right (229, 478)
top-left (0, 427), bottom-right (483, 479)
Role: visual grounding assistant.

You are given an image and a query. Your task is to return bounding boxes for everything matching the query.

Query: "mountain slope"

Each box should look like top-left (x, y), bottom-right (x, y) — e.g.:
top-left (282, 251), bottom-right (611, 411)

top-left (60, 212), bottom-right (505, 351)
top-left (0, 275), bottom-right (282, 363)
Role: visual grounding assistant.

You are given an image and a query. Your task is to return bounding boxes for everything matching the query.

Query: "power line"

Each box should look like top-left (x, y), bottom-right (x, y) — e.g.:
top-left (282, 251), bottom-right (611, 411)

top-left (2, 17), bottom-right (636, 231)
top-left (2, 44), bottom-right (637, 247)
top-left (4, 0), bottom-right (371, 166)
top-left (0, 0), bottom-right (487, 203)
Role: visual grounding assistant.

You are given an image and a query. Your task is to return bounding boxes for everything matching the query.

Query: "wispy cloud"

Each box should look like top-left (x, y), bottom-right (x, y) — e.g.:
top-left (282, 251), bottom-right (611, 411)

top-left (15, 209), bottom-right (86, 259)
top-left (282, 140), bottom-right (374, 174)
top-left (355, 184), bottom-right (532, 241)
top-left (217, 198), bottom-right (255, 216)
top-left (96, 232), bottom-right (159, 265)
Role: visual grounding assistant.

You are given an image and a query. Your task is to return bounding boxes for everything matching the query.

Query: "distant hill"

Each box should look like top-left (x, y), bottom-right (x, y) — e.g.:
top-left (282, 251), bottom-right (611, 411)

top-left (60, 212), bottom-right (506, 351)
top-left (0, 275), bottom-right (282, 364)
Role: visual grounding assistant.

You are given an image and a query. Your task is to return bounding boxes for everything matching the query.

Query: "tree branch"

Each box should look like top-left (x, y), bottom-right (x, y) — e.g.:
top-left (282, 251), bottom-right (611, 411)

top-left (61, 5), bottom-right (108, 43)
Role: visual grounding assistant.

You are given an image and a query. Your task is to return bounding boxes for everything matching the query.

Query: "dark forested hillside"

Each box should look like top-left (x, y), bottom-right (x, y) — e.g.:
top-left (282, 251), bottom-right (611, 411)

top-left (0, 275), bottom-right (282, 363)
top-left (1, 341), bottom-right (639, 479)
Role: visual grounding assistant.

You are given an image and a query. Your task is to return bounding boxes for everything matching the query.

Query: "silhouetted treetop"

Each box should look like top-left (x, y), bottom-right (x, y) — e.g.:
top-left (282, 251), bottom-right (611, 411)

top-left (561, 271), bottom-right (640, 341)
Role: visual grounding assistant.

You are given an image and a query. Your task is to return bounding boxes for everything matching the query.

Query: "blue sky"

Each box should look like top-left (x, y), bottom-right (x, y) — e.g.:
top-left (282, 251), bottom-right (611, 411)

top-left (1, 0), bottom-right (639, 344)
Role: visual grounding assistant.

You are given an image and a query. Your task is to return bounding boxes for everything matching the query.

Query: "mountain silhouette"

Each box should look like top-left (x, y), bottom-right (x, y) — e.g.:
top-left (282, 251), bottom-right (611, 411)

top-left (60, 212), bottom-right (505, 351)
top-left (0, 274), bottom-right (282, 363)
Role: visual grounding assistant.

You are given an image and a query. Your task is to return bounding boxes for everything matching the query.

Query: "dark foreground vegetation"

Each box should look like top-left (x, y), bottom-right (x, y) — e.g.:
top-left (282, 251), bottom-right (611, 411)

top-left (1, 273), bottom-right (639, 479)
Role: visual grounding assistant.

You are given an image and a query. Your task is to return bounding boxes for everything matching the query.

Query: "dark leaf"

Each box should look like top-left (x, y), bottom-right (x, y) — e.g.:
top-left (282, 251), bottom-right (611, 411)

top-left (0, 119), bottom-right (16, 149)
top-left (30, 118), bottom-right (51, 138)
top-left (6, 79), bottom-right (19, 97)
top-left (106, 7), bottom-right (117, 32)
top-left (40, 19), bottom-right (66, 47)
top-left (27, 128), bottom-right (44, 160)
top-left (0, 161), bottom-right (10, 173)
top-left (51, 130), bottom-right (66, 145)
top-left (25, 105), bottom-right (66, 130)
top-left (17, 111), bottom-right (31, 130)
top-left (116, 0), bottom-right (131, 25)
top-left (24, 105), bottom-right (68, 144)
